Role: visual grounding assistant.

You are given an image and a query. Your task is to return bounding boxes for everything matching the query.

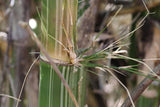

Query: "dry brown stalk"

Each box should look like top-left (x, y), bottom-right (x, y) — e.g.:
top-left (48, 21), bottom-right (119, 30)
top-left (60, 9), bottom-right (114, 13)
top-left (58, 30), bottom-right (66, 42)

top-left (121, 64), bottom-right (160, 107)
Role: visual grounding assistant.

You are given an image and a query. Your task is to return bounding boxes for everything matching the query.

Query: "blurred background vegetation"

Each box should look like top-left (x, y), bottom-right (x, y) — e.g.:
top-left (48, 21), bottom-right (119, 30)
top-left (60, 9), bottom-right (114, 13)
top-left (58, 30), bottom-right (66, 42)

top-left (0, 0), bottom-right (160, 107)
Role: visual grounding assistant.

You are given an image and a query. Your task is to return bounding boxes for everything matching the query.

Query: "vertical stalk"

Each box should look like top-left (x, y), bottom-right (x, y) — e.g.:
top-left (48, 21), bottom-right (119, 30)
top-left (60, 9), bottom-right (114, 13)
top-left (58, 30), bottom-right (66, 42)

top-left (39, 0), bottom-right (86, 107)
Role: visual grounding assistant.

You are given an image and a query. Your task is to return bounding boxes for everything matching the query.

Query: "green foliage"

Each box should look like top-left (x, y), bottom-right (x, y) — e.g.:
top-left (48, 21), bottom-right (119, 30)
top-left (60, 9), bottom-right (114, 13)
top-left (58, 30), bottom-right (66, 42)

top-left (39, 62), bottom-right (87, 107)
top-left (39, 62), bottom-right (60, 107)
top-left (111, 66), bottom-right (160, 82)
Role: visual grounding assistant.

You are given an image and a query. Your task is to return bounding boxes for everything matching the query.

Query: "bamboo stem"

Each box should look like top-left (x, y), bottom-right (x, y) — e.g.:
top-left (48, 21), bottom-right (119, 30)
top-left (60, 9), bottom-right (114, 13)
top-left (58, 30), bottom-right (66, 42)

top-left (19, 22), bottom-right (79, 107)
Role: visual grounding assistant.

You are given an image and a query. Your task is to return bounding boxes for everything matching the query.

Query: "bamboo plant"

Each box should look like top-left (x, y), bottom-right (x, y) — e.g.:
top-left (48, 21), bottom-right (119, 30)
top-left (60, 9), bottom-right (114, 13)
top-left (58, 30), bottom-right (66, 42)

top-left (39, 0), bottom-right (86, 107)
top-left (36, 0), bottom-right (160, 107)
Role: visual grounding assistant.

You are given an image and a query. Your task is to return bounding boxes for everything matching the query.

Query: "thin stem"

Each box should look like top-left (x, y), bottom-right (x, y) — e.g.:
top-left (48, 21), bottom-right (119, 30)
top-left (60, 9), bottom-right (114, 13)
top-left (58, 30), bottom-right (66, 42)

top-left (121, 64), bottom-right (160, 107)
top-left (96, 67), bottom-right (135, 107)
top-left (16, 56), bottom-right (39, 107)
top-left (0, 94), bottom-right (21, 102)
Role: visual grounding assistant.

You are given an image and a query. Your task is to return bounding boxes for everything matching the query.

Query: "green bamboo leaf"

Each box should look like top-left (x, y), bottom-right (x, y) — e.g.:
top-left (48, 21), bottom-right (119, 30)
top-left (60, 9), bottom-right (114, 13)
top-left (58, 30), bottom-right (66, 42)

top-left (111, 66), bottom-right (160, 82)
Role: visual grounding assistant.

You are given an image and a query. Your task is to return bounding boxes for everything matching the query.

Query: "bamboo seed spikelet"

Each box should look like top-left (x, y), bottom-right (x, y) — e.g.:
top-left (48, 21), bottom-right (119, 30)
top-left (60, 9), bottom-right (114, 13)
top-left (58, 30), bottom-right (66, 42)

top-left (41, 0), bottom-right (78, 65)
